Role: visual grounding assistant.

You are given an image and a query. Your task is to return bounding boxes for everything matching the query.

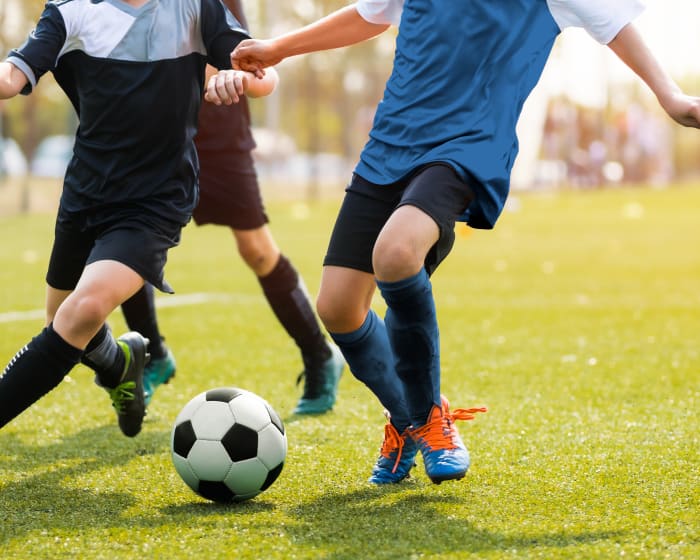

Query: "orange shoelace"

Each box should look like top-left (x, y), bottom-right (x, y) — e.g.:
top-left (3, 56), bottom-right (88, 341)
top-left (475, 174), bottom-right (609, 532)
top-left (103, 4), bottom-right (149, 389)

top-left (451, 406), bottom-right (488, 422)
top-left (410, 404), bottom-right (488, 451)
top-left (379, 422), bottom-right (407, 473)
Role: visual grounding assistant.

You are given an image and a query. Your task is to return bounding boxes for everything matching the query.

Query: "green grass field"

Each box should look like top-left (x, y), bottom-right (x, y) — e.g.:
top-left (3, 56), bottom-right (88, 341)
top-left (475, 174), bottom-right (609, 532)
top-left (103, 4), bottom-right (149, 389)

top-left (0, 184), bottom-right (698, 559)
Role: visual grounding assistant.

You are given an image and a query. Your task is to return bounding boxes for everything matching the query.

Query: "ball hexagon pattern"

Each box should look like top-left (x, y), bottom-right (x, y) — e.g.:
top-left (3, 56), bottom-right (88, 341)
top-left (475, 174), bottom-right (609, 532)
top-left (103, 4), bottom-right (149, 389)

top-left (171, 387), bottom-right (287, 503)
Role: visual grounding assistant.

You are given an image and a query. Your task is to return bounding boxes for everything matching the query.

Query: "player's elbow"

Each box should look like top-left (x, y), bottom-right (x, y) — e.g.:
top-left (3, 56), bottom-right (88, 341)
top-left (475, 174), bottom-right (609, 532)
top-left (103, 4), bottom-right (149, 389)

top-left (248, 68), bottom-right (279, 98)
top-left (0, 62), bottom-right (28, 99)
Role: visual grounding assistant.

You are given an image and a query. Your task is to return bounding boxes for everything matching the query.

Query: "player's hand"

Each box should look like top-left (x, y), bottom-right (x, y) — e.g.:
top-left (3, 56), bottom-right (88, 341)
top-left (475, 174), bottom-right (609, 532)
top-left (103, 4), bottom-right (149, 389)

top-left (231, 39), bottom-right (283, 78)
top-left (663, 92), bottom-right (700, 128)
top-left (204, 69), bottom-right (249, 106)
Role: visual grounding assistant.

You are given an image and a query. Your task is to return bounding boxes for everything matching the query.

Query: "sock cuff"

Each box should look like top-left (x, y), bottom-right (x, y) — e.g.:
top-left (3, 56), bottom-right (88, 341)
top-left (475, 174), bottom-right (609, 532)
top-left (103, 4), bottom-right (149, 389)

top-left (258, 254), bottom-right (298, 294)
top-left (330, 309), bottom-right (380, 346)
top-left (84, 323), bottom-right (109, 354)
top-left (376, 269), bottom-right (430, 302)
top-left (82, 325), bottom-right (118, 367)
top-left (42, 323), bottom-right (83, 364)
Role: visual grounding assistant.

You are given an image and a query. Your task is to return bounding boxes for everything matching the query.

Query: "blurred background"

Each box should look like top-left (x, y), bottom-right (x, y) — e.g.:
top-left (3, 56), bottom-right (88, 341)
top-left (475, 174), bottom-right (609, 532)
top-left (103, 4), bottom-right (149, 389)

top-left (1, 0), bottom-right (699, 214)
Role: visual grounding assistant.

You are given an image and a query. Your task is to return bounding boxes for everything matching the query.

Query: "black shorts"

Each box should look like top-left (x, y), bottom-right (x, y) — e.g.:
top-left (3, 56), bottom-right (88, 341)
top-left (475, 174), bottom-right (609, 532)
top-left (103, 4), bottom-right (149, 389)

top-left (46, 205), bottom-right (183, 293)
top-left (192, 149), bottom-right (268, 230)
top-left (324, 164), bottom-right (475, 276)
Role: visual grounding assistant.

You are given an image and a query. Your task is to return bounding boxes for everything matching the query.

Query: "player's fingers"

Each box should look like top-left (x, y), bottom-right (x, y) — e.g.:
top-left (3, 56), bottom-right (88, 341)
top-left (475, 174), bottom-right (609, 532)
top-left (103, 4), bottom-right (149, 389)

top-left (205, 74), bottom-right (222, 105)
top-left (238, 73), bottom-right (249, 96)
top-left (215, 72), bottom-right (234, 105)
top-left (231, 56), bottom-right (265, 79)
top-left (223, 72), bottom-right (242, 104)
top-left (245, 62), bottom-right (265, 80)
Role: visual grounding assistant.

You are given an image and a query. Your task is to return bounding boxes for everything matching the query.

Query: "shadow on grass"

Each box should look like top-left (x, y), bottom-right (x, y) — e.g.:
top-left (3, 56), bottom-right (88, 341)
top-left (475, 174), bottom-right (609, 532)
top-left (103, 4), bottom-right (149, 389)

top-left (284, 485), bottom-right (625, 558)
top-left (0, 425), bottom-right (628, 556)
top-left (162, 498), bottom-right (276, 516)
top-left (0, 423), bottom-right (282, 547)
top-left (0, 424), bottom-right (171, 545)
top-left (0, 424), bottom-right (167, 470)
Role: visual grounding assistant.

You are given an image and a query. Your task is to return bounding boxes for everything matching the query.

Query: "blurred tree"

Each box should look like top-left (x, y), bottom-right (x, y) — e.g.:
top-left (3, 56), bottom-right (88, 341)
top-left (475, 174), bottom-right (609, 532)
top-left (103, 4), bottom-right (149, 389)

top-left (248, 0), bottom-right (394, 159)
top-left (3, 0), bottom-right (699, 195)
top-left (1, 0), bottom-right (75, 169)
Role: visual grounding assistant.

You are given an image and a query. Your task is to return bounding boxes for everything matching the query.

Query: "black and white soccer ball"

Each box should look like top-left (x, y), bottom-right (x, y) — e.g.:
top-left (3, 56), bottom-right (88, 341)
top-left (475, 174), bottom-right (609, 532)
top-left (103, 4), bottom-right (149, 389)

top-left (171, 387), bottom-right (287, 503)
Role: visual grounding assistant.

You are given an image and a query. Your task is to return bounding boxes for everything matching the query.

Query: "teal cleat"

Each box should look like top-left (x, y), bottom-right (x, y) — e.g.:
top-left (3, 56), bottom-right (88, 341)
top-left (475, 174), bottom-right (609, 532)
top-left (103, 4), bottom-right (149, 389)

top-left (293, 344), bottom-right (344, 415)
top-left (143, 346), bottom-right (176, 406)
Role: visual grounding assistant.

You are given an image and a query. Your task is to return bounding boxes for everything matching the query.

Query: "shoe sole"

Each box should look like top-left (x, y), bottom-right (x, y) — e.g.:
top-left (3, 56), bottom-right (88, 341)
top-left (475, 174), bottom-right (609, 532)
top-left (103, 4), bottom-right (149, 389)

top-left (428, 470), bottom-right (468, 485)
top-left (369, 468), bottom-right (415, 484)
top-left (368, 475), bottom-right (411, 484)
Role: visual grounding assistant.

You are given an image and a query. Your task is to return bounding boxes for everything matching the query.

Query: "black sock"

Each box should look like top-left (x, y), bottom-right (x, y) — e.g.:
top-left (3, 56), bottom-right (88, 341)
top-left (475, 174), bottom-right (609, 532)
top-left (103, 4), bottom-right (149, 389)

top-left (0, 324), bottom-right (82, 429)
top-left (258, 254), bottom-right (331, 371)
top-left (81, 324), bottom-right (125, 388)
top-left (121, 283), bottom-right (166, 359)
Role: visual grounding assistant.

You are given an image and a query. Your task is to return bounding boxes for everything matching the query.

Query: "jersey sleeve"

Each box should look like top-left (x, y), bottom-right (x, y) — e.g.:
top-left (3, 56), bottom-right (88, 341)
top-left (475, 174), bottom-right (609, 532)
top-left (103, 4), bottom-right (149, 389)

top-left (356, 0), bottom-right (403, 26)
top-left (200, 0), bottom-right (251, 70)
top-left (6, 3), bottom-right (67, 95)
top-left (548, 0), bottom-right (645, 44)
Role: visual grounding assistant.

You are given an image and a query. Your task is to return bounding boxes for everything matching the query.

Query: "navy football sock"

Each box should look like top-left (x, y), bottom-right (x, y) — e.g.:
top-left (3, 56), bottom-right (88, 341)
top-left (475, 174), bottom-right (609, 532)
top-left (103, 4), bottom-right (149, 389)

top-left (378, 269), bottom-right (441, 426)
top-left (330, 310), bottom-right (411, 431)
top-left (0, 324), bottom-right (82, 428)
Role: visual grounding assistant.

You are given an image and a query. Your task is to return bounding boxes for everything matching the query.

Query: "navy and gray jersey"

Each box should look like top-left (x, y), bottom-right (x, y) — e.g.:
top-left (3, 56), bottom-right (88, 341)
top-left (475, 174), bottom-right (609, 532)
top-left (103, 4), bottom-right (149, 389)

top-left (6, 0), bottom-right (250, 224)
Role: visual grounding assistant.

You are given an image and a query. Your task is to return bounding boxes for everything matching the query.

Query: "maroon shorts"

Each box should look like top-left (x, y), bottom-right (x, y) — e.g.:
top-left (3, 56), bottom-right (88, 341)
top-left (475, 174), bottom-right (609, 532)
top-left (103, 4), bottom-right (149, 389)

top-left (192, 149), bottom-right (268, 230)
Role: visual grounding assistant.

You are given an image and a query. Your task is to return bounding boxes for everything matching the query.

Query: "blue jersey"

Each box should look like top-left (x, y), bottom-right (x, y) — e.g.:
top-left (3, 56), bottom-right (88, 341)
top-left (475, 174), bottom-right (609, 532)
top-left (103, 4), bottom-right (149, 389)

top-left (7, 0), bottom-right (250, 224)
top-left (356, 0), bottom-right (644, 229)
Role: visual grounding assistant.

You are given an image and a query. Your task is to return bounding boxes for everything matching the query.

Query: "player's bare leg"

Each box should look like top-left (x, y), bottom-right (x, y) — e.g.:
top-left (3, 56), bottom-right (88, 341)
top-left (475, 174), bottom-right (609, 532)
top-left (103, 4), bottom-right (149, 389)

top-left (55, 261), bottom-right (149, 436)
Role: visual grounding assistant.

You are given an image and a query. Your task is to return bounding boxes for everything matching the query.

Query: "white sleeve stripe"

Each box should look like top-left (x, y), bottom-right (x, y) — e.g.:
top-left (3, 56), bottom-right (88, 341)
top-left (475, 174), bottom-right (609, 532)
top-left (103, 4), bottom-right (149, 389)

top-left (6, 56), bottom-right (37, 91)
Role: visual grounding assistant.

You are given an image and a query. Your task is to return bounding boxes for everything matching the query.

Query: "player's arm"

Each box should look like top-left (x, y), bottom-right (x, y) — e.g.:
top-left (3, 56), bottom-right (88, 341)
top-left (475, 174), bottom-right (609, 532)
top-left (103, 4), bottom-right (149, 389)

top-left (232, 5), bottom-right (390, 73)
top-left (0, 61), bottom-right (30, 99)
top-left (608, 23), bottom-right (700, 128)
top-left (204, 67), bottom-right (278, 106)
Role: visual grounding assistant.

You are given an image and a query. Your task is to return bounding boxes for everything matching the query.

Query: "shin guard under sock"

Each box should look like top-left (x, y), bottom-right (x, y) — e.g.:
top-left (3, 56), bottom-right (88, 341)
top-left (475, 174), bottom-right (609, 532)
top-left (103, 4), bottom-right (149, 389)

top-left (330, 310), bottom-right (411, 431)
top-left (378, 269), bottom-right (441, 426)
top-left (259, 254), bottom-right (331, 370)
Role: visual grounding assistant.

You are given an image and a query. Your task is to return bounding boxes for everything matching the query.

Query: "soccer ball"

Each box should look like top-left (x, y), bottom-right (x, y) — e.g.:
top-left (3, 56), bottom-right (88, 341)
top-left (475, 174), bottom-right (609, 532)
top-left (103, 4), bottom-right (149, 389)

top-left (171, 387), bottom-right (287, 503)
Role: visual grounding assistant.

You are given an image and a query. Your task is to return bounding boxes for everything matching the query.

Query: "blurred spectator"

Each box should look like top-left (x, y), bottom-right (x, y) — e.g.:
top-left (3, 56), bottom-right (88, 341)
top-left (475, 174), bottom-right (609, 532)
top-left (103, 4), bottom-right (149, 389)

top-left (538, 94), bottom-right (674, 188)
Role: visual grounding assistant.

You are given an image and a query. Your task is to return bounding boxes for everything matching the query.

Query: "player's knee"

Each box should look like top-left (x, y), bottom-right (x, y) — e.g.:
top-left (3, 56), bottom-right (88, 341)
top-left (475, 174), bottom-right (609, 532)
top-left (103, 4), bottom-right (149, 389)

top-left (74, 294), bottom-right (113, 325)
top-left (316, 293), bottom-right (365, 334)
top-left (237, 240), bottom-right (273, 273)
top-left (58, 293), bottom-right (112, 333)
top-left (372, 239), bottom-right (422, 279)
top-left (315, 293), bottom-right (336, 329)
